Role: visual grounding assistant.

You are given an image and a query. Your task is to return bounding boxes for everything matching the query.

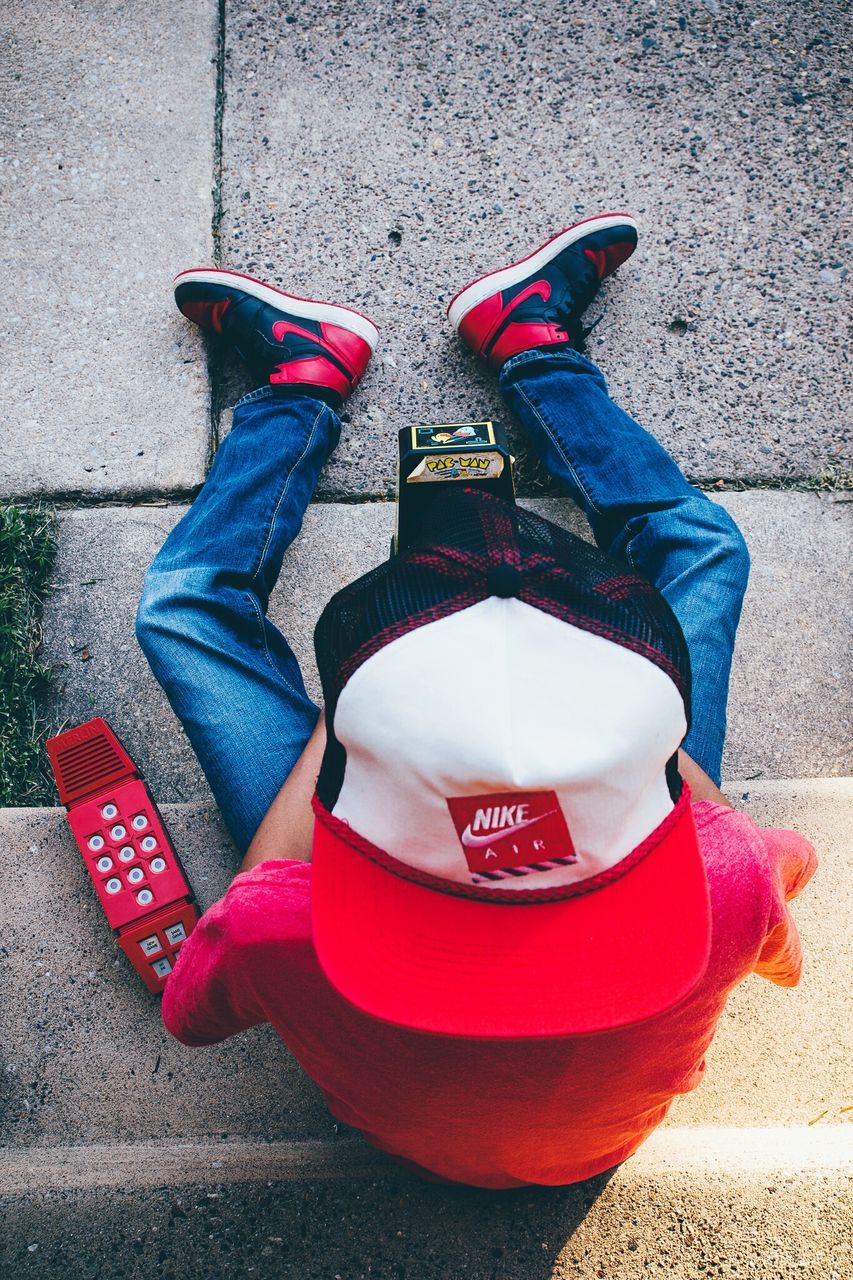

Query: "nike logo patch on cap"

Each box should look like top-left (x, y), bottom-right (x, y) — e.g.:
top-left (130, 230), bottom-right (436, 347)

top-left (446, 790), bottom-right (576, 878)
top-left (460, 808), bottom-right (556, 849)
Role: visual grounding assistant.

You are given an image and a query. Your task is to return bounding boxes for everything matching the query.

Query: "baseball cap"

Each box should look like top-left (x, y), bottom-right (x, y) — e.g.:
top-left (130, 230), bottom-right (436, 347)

top-left (310, 488), bottom-right (710, 1039)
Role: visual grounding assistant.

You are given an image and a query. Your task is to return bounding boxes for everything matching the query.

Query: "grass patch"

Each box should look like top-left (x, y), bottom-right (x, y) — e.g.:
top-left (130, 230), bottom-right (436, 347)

top-left (0, 504), bottom-right (58, 806)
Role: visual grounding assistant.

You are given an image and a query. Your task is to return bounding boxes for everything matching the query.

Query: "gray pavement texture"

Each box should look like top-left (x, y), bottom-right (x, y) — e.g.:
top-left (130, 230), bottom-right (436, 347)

top-left (0, 0), bottom-right (216, 500)
top-left (2, 1171), bottom-right (850, 1279)
top-left (0, 781), bottom-right (848, 1151)
top-left (41, 491), bottom-right (852, 808)
top-left (4, 0), bottom-right (852, 1273)
top-left (218, 0), bottom-right (851, 497)
top-left (0, 803), bottom-right (331, 1151)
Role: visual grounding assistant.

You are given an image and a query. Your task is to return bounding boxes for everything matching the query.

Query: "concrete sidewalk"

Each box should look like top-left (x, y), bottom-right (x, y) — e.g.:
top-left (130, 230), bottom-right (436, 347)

top-left (0, 0), bottom-right (216, 500)
top-left (3, 1164), bottom-right (848, 1280)
top-left (2, 0), bottom-right (851, 1275)
top-left (220, 0), bottom-right (851, 497)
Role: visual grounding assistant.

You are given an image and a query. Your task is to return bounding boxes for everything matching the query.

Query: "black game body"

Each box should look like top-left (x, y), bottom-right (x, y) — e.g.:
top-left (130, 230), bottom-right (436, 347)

top-left (394, 420), bottom-right (516, 554)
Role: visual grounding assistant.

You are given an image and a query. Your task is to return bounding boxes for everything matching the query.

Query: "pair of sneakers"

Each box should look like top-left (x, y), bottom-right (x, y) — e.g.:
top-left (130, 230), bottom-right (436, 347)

top-left (174, 213), bottom-right (638, 407)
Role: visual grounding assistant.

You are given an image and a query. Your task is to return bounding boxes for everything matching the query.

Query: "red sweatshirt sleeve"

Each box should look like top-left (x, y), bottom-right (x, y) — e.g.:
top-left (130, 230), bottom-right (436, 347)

top-left (753, 826), bottom-right (819, 987)
top-left (161, 882), bottom-right (266, 1047)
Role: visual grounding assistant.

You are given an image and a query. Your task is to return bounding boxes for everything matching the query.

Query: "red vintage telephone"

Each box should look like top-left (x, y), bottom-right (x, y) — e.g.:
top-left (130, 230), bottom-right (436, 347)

top-left (46, 718), bottom-right (198, 993)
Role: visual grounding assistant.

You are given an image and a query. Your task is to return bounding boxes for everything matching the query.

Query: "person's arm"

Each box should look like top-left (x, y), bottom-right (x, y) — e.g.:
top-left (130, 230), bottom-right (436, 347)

top-left (678, 749), bottom-right (732, 808)
top-left (237, 710), bottom-right (328, 876)
top-left (161, 887), bottom-right (266, 1045)
top-left (753, 825), bottom-right (818, 986)
top-left (238, 724), bottom-right (728, 880)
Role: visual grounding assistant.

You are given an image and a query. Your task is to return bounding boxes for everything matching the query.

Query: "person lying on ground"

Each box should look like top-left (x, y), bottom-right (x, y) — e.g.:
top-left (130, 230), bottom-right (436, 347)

top-left (136, 213), bottom-right (817, 1189)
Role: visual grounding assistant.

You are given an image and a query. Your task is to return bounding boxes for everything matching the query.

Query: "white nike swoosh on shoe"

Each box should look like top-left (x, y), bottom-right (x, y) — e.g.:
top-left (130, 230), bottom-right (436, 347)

top-left (460, 809), bottom-right (557, 849)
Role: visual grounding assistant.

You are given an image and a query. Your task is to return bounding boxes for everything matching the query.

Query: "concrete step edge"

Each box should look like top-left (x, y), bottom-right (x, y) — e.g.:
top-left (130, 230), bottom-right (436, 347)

top-left (3, 1128), bottom-right (851, 1195)
top-left (3, 775), bottom-right (851, 822)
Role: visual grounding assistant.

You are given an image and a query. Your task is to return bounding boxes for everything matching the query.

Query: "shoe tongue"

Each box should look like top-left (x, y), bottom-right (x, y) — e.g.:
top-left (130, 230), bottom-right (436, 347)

top-left (547, 254), bottom-right (599, 333)
top-left (225, 298), bottom-right (282, 378)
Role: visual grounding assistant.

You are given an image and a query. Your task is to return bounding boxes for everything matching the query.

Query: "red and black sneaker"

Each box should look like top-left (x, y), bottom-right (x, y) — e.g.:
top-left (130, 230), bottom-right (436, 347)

top-left (447, 213), bottom-right (638, 368)
top-left (173, 268), bottom-right (379, 405)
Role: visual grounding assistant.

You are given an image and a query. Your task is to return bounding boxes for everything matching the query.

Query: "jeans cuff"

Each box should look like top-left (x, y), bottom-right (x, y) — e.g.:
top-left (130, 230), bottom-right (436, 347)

top-left (233, 383), bottom-right (342, 417)
top-left (498, 345), bottom-right (603, 388)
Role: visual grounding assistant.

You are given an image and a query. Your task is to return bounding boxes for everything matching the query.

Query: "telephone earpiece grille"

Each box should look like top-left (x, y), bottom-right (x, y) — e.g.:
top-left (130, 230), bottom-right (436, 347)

top-left (46, 718), bottom-right (137, 805)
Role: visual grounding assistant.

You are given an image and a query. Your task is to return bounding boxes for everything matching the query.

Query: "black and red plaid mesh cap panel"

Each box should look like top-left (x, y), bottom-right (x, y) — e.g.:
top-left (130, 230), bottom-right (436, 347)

top-left (314, 489), bottom-right (691, 810)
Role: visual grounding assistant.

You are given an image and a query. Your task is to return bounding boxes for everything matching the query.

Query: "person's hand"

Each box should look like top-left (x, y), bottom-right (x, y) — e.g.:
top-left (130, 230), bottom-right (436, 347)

top-left (237, 711), bottom-right (328, 876)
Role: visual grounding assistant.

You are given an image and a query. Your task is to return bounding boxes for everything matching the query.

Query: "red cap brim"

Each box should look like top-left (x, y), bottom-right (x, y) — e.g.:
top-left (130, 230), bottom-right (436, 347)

top-left (311, 787), bottom-right (710, 1039)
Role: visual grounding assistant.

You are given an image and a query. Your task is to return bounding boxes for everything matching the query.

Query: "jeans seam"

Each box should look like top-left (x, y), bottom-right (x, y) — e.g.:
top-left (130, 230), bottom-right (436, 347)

top-left (511, 383), bottom-right (604, 518)
top-left (249, 404), bottom-right (327, 588)
top-left (234, 385), bottom-right (277, 408)
top-left (242, 588), bottom-right (303, 691)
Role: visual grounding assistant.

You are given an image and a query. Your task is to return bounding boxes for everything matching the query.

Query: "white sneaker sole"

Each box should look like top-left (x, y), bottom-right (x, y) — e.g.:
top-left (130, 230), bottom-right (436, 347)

top-left (173, 268), bottom-right (380, 351)
top-left (446, 213), bottom-right (639, 331)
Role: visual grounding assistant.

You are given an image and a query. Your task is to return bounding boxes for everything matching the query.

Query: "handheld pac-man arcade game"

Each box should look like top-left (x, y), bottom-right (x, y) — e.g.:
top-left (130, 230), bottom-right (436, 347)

top-left (394, 420), bottom-right (516, 553)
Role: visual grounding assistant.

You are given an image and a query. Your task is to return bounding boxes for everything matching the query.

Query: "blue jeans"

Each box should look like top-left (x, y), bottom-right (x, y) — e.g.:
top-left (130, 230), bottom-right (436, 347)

top-left (137, 349), bottom-right (749, 853)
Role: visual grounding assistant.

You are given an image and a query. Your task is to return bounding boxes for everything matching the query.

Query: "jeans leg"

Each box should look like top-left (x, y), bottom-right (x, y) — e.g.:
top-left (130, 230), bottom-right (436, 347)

top-left (500, 347), bottom-right (750, 784)
top-left (136, 386), bottom-right (340, 853)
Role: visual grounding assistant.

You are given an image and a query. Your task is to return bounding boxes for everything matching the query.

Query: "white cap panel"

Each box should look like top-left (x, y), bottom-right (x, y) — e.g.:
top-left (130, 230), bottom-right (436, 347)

top-left (331, 597), bottom-right (686, 889)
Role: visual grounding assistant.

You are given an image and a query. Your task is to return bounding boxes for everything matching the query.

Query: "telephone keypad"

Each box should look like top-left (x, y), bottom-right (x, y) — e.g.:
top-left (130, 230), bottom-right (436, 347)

top-left (72, 783), bottom-right (186, 917)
